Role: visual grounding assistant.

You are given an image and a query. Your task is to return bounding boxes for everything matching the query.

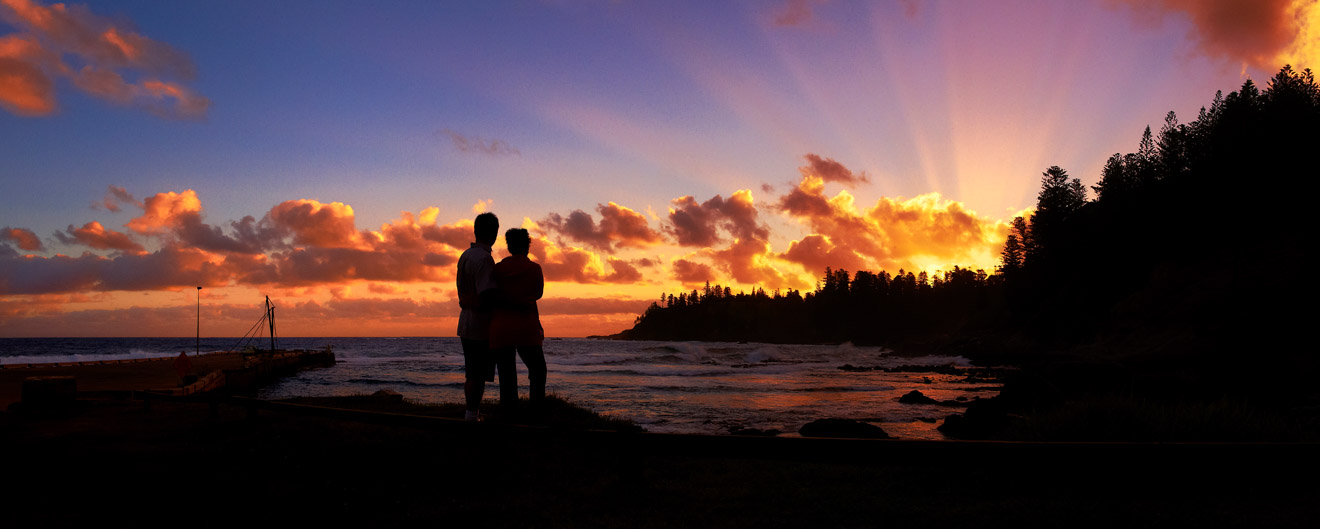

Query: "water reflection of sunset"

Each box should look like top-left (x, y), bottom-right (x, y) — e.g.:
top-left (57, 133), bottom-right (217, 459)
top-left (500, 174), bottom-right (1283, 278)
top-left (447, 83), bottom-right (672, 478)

top-left (258, 339), bottom-right (999, 440)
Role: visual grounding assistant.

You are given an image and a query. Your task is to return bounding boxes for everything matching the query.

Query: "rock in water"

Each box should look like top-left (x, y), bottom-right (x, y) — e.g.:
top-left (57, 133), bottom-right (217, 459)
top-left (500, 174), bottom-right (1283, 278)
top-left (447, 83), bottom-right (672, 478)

top-left (728, 426), bottom-right (782, 436)
top-left (371, 389), bottom-right (404, 402)
top-left (798, 418), bottom-right (890, 439)
top-left (937, 397), bottom-right (1010, 439)
top-left (898, 390), bottom-right (938, 404)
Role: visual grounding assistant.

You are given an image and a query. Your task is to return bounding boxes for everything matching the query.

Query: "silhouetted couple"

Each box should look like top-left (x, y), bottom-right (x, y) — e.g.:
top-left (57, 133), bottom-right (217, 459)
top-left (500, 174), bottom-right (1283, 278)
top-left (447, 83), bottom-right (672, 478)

top-left (456, 212), bottom-right (547, 421)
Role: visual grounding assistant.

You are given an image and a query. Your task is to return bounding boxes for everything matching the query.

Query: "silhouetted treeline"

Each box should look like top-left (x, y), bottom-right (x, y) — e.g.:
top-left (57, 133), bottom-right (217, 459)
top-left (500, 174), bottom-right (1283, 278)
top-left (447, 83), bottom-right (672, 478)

top-left (999, 65), bottom-right (1318, 360)
top-left (621, 66), bottom-right (1319, 367)
top-left (620, 265), bottom-right (1004, 345)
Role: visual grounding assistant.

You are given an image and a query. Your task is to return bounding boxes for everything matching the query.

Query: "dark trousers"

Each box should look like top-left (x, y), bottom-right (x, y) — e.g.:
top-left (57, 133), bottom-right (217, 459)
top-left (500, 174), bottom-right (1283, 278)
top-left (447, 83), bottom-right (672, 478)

top-left (495, 345), bottom-right (546, 404)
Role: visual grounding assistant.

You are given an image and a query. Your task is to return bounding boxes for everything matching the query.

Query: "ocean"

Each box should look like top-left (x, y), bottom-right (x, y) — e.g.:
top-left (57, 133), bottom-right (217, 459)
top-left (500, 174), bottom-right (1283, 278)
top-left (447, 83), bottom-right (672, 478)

top-left (0, 337), bottom-right (999, 439)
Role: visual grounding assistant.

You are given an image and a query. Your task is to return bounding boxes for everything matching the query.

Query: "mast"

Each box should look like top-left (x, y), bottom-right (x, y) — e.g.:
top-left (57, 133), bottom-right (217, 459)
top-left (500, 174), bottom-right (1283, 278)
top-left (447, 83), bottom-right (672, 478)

top-left (266, 296), bottom-right (276, 351)
top-left (196, 286), bottom-right (202, 355)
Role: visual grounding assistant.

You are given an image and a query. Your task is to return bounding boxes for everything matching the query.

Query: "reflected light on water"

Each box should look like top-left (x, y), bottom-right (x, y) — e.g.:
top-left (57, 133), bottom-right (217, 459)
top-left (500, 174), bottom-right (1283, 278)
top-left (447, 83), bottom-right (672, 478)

top-left (258, 337), bottom-right (1001, 440)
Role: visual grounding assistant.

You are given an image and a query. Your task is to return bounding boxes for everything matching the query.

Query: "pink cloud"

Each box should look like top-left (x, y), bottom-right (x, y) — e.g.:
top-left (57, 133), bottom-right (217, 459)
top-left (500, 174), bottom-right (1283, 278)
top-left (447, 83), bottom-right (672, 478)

top-left (672, 258), bottom-right (716, 284)
top-left (774, 0), bottom-right (819, 27)
top-left (54, 221), bottom-right (143, 252)
top-left (2, 226), bottom-right (44, 251)
top-left (96, 185), bottom-right (139, 212)
top-left (440, 129), bottom-right (520, 157)
top-left (543, 202), bottom-right (664, 251)
top-left (1115, 0), bottom-right (1315, 70)
top-left (0, 246), bottom-right (231, 295)
top-left (0, 0), bottom-right (208, 118)
top-left (665, 190), bottom-right (769, 247)
top-left (799, 153), bottom-right (869, 187)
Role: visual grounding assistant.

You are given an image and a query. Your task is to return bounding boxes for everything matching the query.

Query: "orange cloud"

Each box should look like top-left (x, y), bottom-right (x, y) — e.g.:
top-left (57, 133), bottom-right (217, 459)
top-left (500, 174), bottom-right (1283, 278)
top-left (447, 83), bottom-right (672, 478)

top-left (536, 296), bottom-right (651, 315)
top-left (266, 246), bottom-right (452, 286)
top-left (526, 230), bottom-right (644, 285)
top-left (604, 257), bottom-right (643, 283)
top-left (0, 33), bottom-right (56, 115)
top-left (371, 209), bottom-right (441, 251)
top-left (264, 199), bottom-right (361, 249)
top-left (1117, 0), bottom-right (1320, 70)
top-left (780, 234), bottom-right (866, 276)
top-left (664, 188), bottom-right (804, 289)
top-left (672, 258), bottom-right (716, 284)
top-left (708, 238), bottom-right (808, 290)
top-left (368, 283), bottom-right (403, 295)
top-left (0, 188), bottom-right (481, 295)
top-left (543, 202), bottom-right (664, 251)
top-left (0, 0), bottom-right (207, 118)
top-left (2, 226), bottom-right (44, 251)
top-left (0, 295), bottom-right (653, 337)
top-left (422, 223), bottom-right (474, 250)
top-left (777, 156), bottom-right (1009, 273)
top-left (799, 153), bottom-right (869, 187)
top-left (866, 193), bottom-right (1007, 264)
top-left (137, 78), bottom-right (208, 118)
top-left (0, 246), bottom-right (232, 295)
top-left (54, 221), bottom-right (143, 252)
top-left (126, 190), bottom-right (202, 234)
top-left (1, 159), bottom-right (1016, 311)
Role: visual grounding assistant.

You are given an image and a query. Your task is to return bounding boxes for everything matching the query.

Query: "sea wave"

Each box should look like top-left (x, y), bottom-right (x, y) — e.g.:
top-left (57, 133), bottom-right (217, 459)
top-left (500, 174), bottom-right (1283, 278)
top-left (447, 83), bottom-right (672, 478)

top-left (556, 367), bottom-right (737, 378)
top-left (0, 350), bottom-right (179, 365)
top-left (343, 377), bottom-right (464, 388)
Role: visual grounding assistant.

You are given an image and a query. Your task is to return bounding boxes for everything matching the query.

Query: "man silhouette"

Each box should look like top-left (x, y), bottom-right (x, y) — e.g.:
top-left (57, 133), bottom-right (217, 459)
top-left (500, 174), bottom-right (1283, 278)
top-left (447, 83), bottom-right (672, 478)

top-left (456, 212), bottom-right (499, 421)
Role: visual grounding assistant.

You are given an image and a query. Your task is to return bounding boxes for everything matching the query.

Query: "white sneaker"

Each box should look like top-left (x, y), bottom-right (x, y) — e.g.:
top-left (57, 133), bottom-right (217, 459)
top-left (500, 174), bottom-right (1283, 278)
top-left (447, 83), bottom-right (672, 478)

top-left (464, 410), bottom-right (482, 422)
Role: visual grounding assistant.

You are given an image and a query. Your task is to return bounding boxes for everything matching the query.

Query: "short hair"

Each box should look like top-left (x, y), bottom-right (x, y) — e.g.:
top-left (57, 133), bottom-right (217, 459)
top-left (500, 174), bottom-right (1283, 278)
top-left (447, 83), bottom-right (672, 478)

top-left (474, 212), bottom-right (499, 243)
top-left (504, 228), bottom-right (531, 255)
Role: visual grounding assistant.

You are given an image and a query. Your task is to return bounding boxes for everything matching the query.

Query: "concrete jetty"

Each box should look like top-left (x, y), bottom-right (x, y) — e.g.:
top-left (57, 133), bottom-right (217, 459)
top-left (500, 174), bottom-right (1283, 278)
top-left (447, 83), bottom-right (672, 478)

top-left (0, 349), bottom-right (335, 410)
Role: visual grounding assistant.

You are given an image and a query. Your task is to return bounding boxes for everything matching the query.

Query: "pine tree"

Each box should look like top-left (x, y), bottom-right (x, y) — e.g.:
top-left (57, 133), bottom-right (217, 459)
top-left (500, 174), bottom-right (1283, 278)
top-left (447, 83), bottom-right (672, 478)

top-left (1157, 111), bottom-right (1188, 180)
top-left (1092, 153), bottom-right (1127, 201)
top-left (1028, 166), bottom-right (1084, 261)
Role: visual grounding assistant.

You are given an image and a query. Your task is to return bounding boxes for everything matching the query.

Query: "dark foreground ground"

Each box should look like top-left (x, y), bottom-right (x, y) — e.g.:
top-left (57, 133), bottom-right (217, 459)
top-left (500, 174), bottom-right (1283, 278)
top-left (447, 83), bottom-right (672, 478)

top-left (3, 396), bottom-right (1316, 528)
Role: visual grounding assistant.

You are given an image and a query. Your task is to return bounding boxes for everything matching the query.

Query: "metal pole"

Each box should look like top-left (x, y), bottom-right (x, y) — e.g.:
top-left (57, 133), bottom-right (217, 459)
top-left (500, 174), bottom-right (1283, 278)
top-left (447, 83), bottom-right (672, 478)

top-left (196, 286), bottom-right (202, 355)
top-left (267, 296), bottom-right (275, 352)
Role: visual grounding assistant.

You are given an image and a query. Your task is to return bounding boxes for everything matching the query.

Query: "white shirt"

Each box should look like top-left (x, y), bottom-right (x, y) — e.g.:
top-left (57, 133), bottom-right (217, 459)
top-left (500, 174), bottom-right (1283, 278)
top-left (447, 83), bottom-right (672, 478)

top-left (456, 242), bottom-right (496, 339)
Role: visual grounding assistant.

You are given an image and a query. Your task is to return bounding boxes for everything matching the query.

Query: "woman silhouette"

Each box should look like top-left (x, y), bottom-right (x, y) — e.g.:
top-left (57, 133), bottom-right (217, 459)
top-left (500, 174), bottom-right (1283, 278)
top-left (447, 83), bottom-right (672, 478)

top-left (490, 228), bottom-right (547, 405)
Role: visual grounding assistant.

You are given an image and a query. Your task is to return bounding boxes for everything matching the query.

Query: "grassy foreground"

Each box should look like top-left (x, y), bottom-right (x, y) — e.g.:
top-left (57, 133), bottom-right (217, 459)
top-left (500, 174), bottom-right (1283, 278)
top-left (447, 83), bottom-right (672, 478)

top-left (3, 394), bottom-right (1316, 528)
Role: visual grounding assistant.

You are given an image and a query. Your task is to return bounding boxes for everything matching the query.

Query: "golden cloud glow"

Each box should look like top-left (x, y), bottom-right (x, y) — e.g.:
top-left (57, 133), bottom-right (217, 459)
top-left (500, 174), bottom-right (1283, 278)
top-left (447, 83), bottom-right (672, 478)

top-left (126, 190), bottom-right (202, 234)
top-left (1, 152), bottom-right (1026, 336)
top-left (779, 158), bottom-right (1010, 274)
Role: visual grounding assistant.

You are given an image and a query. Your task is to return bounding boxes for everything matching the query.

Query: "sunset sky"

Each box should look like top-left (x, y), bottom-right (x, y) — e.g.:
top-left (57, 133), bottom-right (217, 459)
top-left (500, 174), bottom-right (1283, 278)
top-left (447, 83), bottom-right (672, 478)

top-left (2, 0), bottom-right (1316, 337)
